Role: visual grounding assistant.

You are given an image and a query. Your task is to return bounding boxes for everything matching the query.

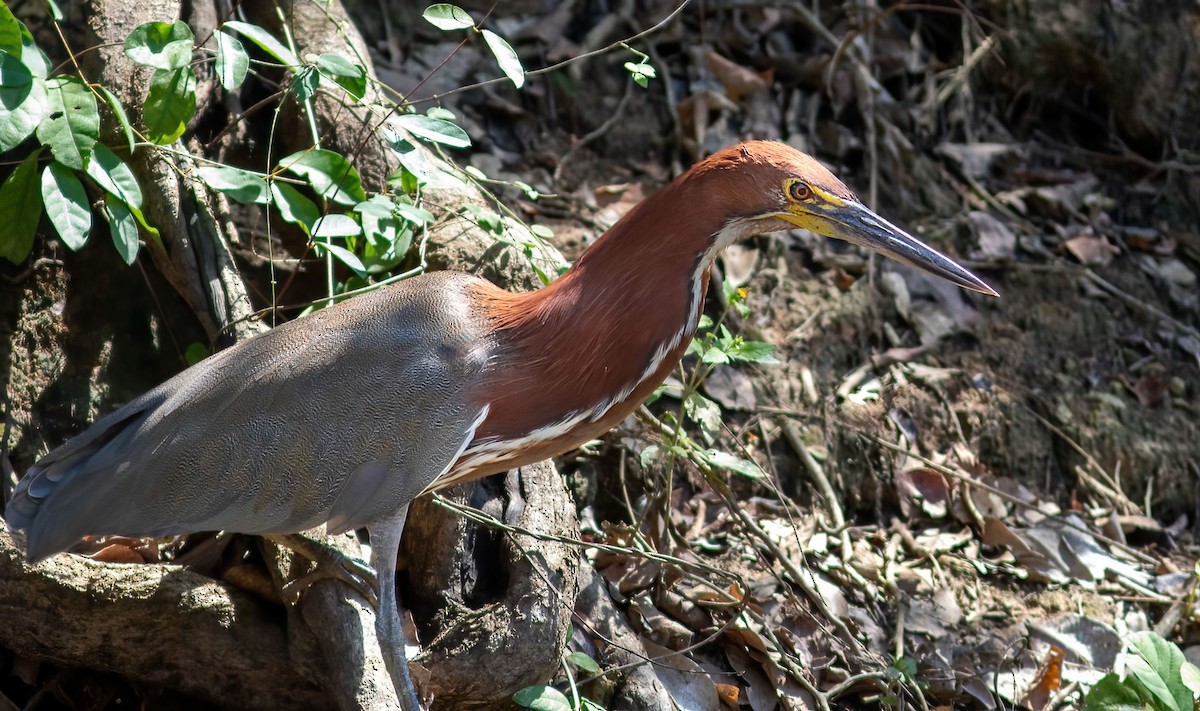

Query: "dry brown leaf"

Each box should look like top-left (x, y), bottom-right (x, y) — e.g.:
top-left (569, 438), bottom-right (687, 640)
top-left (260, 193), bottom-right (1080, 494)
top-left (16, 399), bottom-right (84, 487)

top-left (629, 592), bottom-right (693, 649)
top-left (961, 675), bottom-right (998, 707)
top-left (656, 587), bottom-right (713, 631)
top-left (704, 364), bottom-right (758, 411)
top-left (76, 534), bottom-right (159, 563)
top-left (89, 543), bottom-right (147, 564)
top-left (1124, 373), bottom-right (1169, 407)
top-left (904, 587), bottom-right (963, 638)
top-left (896, 467), bottom-right (951, 518)
top-left (705, 50), bottom-right (773, 101)
top-left (725, 626), bottom-right (771, 656)
top-left (675, 90), bottom-right (739, 141)
top-left (1022, 646), bottom-right (1065, 710)
top-left (1063, 234), bottom-right (1119, 265)
top-left (725, 644), bottom-right (779, 711)
top-left (981, 516), bottom-right (1063, 583)
top-left (592, 183), bottom-right (645, 231)
top-left (966, 210), bottom-right (1018, 260)
top-left (643, 638), bottom-right (721, 710)
top-left (1028, 615), bottom-right (1121, 668)
top-left (715, 683), bottom-right (740, 708)
top-left (600, 556), bottom-right (659, 595)
top-left (937, 142), bottom-right (1021, 179)
top-left (1121, 225), bottom-right (1170, 253)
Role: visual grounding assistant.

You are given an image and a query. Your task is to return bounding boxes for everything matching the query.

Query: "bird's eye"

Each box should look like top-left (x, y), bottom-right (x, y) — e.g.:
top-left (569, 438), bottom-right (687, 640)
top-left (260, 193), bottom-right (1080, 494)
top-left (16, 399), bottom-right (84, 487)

top-left (789, 181), bottom-right (813, 202)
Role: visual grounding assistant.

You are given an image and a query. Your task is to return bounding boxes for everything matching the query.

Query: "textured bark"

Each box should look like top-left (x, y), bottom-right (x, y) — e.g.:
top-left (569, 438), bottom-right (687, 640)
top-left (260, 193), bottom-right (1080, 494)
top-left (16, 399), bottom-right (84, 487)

top-left (402, 462), bottom-right (584, 708)
top-left (0, 530), bottom-right (334, 710)
top-left (82, 0), bottom-right (264, 344)
top-left (262, 533), bottom-right (402, 711)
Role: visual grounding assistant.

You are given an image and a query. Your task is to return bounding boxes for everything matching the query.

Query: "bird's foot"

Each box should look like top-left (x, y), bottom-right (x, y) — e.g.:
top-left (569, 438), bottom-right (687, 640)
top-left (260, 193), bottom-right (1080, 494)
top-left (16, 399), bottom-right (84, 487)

top-left (262, 533), bottom-right (379, 607)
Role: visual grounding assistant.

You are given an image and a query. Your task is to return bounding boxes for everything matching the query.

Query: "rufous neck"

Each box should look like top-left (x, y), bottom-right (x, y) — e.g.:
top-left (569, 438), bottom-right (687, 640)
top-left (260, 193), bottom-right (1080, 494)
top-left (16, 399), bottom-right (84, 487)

top-left (465, 174), bottom-right (732, 456)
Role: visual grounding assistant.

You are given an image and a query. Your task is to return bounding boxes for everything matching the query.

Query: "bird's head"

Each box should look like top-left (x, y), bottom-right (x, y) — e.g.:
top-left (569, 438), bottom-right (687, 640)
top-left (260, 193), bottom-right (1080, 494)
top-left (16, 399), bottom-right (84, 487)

top-left (697, 142), bottom-right (997, 296)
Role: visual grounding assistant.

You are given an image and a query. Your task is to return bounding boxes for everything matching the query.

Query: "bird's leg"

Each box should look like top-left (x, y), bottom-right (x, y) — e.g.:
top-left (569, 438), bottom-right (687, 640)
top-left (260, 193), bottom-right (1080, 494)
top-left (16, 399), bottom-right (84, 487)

top-left (367, 507), bottom-right (425, 711)
top-left (262, 532), bottom-right (379, 607)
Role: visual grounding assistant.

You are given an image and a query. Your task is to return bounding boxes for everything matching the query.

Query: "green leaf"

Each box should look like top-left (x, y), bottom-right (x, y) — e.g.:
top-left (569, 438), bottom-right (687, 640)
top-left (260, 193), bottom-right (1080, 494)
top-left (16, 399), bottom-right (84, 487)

top-left (722, 280), bottom-right (752, 317)
top-left (184, 342), bottom-right (209, 365)
top-left (393, 165), bottom-right (420, 194)
top-left (1181, 661), bottom-right (1200, 698)
top-left (360, 219), bottom-right (411, 274)
top-left (197, 165), bottom-right (269, 204)
top-left (0, 151), bottom-right (43, 264)
top-left (311, 214), bottom-right (361, 238)
top-left (699, 344), bottom-right (730, 365)
top-left (1125, 632), bottom-right (1192, 711)
top-left (1083, 673), bottom-right (1152, 711)
top-left (309, 52), bottom-right (355, 76)
top-left (126, 202), bottom-right (159, 242)
top-left (314, 54), bottom-right (366, 100)
top-left (566, 652), bottom-right (600, 674)
top-left (393, 201), bottom-right (434, 225)
top-left (214, 31), bottom-right (249, 91)
top-left (728, 339), bottom-right (779, 364)
top-left (481, 29), bottom-right (524, 88)
top-left (684, 392), bottom-right (722, 433)
top-left (386, 137), bottom-right (444, 187)
top-left (44, 1), bottom-right (64, 22)
top-left (516, 181), bottom-right (541, 200)
top-left (313, 238), bottom-right (366, 275)
top-left (280, 149), bottom-right (366, 206)
top-left (639, 444), bottom-right (662, 468)
top-left (41, 162), bottom-right (91, 250)
top-left (292, 65), bottom-right (318, 103)
top-left (893, 656), bottom-right (919, 680)
top-left (270, 182), bottom-right (319, 230)
top-left (86, 143), bottom-right (143, 207)
top-left (354, 195), bottom-right (397, 234)
top-left (703, 449), bottom-right (765, 478)
top-left (426, 106), bottom-right (455, 120)
top-left (104, 194), bottom-right (139, 265)
top-left (36, 76), bottom-right (99, 170)
top-left (0, 3), bottom-right (22, 55)
top-left (350, 195), bottom-right (417, 270)
top-left (18, 23), bottom-right (51, 79)
top-left (96, 85), bottom-right (135, 152)
top-left (392, 114), bottom-right (470, 148)
top-left (124, 21), bottom-right (195, 70)
top-left (221, 21), bottom-right (299, 66)
top-left (144, 67), bottom-right (196, 144)
top-left (422, 4), bottom-right (474, 31)
top-left (0, 52), bottom-right (47, 152)
top-left (511, 685), bottom-right (571, 711)
top-left (624, 61), bottom-right (657, 88)
top-left (313, 53), bottom-right (357, 77)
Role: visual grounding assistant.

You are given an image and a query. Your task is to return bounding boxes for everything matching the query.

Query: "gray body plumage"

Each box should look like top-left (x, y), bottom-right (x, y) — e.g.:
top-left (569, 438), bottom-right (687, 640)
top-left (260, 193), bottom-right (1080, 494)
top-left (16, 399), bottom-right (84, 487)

top-left (7, 271), bottom-right (491, 561)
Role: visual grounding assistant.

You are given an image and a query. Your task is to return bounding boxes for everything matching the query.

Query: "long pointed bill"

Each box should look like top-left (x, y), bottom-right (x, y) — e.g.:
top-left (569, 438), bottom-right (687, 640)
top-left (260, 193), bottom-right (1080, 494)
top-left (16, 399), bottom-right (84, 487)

top-left (826, 201), bottom-right (998, 297)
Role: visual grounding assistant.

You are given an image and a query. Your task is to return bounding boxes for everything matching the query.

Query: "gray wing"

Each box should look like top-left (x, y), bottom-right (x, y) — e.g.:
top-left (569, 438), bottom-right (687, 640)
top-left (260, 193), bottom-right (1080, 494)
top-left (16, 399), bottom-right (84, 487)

top-left (6, 272), bottom-right (491, 561)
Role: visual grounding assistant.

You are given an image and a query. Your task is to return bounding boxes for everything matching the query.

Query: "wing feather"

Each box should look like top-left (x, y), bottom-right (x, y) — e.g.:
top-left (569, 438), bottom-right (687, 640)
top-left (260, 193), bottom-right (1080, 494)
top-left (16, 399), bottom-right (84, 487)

top-left (7, 272), bottom-right (491, 560)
